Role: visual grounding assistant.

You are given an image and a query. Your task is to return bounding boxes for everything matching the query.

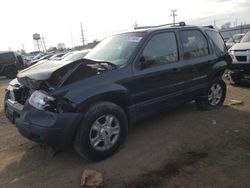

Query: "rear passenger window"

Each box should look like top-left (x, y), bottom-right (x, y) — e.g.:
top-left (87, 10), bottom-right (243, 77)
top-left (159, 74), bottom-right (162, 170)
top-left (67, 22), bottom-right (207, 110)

top-left (206, 30), bottom-right (227, 54)
top-left (180, 30), bottom-right (209, 59)
top-left (142, 32), bottom-right (178, 66)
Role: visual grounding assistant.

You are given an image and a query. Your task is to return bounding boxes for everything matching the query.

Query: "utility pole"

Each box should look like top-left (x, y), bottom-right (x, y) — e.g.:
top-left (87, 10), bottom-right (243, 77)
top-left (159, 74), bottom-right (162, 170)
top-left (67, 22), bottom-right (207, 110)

top-left (80, 22), bottom-right (85, 47)
top-left (70, 30), bottom-right (74, 49)
top-left (133, 21), bottom-right (138, 30)
top-left (21, 43), bottom-right (25, 52)
top-left (170, 9), bottom-right (177, 24)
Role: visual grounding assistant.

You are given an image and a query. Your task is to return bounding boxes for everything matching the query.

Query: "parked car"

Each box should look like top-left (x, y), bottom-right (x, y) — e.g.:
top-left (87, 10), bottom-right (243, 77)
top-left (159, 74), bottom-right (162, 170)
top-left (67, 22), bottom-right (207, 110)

top-left (61, 50), bottom-right (90, 62)
top-left (31, 53), bottom-right (45, 61)
top-left (0, 51), bottom-right (23, 78)
top-left (225, 33), bottom-right (245, 49)
top-left (4, 23), bottom-right (231, 161)
top-left (228, 31), bottom-right (250, 85)
top-left (28, 54), bottom-right (54, 66)
top-left (49, 52), bottom-right (67, 61)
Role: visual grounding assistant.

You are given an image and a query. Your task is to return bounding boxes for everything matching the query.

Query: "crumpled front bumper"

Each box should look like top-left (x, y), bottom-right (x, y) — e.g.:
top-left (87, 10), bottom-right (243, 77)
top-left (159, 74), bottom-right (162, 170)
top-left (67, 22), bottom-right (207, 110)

top-left (5, 99), bottom-right (83, 149)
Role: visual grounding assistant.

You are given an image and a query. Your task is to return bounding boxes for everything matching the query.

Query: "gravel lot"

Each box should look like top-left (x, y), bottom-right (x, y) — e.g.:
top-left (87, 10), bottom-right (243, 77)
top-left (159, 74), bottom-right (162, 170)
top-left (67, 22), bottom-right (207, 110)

top-left (0, 77), bottom-right (250, 188)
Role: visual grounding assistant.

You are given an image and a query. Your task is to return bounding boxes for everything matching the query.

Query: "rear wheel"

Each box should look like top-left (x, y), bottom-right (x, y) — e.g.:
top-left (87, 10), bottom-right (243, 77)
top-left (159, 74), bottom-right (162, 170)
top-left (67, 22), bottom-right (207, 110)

top-left (4, 66), bottom-right (18, 79)
top-left (196, 78), bottom-right (226, 110)
top-left (74, 102), bottom-right (128, 161)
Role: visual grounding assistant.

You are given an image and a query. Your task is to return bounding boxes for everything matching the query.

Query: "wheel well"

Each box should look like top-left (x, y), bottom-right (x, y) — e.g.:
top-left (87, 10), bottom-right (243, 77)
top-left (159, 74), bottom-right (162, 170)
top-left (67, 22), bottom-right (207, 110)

top-left (214, 69), bottom-right (225, 78)
top-left (78, 93), bottom-right (130, 119)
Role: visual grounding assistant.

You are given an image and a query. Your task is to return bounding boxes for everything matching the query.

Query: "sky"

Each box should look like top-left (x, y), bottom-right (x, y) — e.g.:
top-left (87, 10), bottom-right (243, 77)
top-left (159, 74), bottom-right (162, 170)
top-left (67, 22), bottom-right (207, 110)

top-left (0, 0), bottom-right (249, 52)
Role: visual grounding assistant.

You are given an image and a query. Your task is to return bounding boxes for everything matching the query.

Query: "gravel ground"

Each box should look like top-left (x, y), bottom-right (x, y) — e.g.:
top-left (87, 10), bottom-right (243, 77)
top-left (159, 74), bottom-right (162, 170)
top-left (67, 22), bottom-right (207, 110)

top-left (0, 76), bottom-right (250, 188)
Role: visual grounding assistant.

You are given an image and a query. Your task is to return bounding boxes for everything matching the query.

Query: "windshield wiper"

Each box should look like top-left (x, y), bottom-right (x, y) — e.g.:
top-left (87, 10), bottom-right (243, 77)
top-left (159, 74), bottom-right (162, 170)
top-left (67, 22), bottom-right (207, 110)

top-left (82, 58), bottom-right (118, 70)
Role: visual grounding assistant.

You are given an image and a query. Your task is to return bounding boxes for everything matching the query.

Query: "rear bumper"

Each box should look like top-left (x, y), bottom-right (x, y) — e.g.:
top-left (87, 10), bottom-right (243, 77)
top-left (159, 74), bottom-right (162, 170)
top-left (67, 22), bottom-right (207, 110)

top-left (5, 99), bottom-right (83, 149)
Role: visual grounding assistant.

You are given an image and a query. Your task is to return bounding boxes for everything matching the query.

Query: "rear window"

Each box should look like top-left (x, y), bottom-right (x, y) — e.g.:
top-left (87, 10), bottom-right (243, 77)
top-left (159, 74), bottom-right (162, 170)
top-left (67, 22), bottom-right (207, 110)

top-left (0, 52), bottom-right (16, 63)
top-left (206, 30), bottom-right (227, 54)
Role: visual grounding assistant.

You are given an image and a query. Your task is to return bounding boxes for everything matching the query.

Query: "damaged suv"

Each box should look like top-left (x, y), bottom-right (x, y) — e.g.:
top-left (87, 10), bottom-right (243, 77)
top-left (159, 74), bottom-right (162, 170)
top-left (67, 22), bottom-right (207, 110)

top-left (4, 23), bottom-right (231, 161)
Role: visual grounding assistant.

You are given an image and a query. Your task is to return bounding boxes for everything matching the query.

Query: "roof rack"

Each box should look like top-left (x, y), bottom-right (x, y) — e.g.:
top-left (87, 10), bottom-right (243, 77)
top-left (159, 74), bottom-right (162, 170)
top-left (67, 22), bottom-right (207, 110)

top-left (134, 22), bottom-right (186, 30)
top-left (204, 25), bottom-right (214, 29)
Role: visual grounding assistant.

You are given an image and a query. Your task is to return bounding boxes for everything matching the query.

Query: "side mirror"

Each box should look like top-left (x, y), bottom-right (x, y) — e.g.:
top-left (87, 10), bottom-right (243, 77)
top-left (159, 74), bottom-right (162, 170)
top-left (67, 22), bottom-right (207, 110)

top-left (139, 56), bottom-right (155, 69)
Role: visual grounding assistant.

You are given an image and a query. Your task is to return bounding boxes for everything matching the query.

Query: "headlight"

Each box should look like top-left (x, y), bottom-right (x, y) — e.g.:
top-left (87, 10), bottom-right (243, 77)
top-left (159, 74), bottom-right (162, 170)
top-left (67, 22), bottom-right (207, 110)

top-left (29, 90), bottom-right (55, 110)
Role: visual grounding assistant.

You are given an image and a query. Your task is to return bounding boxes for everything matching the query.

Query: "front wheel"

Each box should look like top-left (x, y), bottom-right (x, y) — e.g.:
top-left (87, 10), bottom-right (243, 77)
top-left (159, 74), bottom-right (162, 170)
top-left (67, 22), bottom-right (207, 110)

top-left (74, 102), bottom-right (128, 161)
top-left (196, 78), bottom-right (226, 110)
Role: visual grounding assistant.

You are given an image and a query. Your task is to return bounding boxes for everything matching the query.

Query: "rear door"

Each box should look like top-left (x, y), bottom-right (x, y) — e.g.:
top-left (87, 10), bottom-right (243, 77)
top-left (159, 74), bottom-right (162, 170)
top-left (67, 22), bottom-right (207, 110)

top-left (179, 29), bottom-right (214, 97)
top-left (132, 31), bottom-right (186, 114)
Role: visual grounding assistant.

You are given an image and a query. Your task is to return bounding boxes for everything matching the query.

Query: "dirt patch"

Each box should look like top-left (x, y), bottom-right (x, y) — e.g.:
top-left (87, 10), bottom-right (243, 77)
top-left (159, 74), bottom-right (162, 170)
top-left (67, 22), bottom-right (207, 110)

top-left (124, 151), bottom-right (208, 188)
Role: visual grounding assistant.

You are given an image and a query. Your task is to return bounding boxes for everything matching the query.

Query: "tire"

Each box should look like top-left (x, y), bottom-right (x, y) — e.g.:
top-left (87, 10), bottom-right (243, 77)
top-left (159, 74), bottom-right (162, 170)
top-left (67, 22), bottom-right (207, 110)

top-left (196, 78), bottom-right (226, 110)
top-left (74, 102), bottom-right (128, 161)
top-left (228, 71), bottom-right (242, 86)
top-left (4, 66), bottom-right (18, 79)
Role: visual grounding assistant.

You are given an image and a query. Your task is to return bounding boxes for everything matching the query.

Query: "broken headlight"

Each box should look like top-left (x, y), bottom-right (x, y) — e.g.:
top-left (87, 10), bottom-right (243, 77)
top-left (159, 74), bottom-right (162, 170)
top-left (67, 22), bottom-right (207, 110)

top-left (29, 90), bottom-right (55, 110)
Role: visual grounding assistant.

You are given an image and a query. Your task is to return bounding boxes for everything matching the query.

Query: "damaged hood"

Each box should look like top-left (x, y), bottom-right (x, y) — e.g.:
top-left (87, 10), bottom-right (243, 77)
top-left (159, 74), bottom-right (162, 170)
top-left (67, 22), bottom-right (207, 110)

top-left (18, 60), bottom-right (74, 80)
top-left (17, 59), bottom-right (114, 90)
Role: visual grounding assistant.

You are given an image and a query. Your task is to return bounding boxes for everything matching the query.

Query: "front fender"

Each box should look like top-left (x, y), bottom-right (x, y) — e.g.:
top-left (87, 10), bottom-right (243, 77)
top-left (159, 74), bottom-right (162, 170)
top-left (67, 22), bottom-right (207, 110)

top-left (63, 83), bottom-right (131, 111)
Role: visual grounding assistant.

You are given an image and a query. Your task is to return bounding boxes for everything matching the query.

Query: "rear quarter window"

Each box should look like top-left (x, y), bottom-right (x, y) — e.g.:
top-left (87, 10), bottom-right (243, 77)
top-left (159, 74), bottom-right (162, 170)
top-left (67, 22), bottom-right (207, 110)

top-left (205, 30), bottom-right (227, 54)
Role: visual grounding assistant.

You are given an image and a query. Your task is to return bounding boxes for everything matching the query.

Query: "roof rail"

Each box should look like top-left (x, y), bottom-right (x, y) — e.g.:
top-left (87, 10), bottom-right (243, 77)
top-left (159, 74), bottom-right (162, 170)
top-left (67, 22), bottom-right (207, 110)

top-left (134, 22), bottom-right (186, 30)
top-left (204, 25), bottom-right (214, 29)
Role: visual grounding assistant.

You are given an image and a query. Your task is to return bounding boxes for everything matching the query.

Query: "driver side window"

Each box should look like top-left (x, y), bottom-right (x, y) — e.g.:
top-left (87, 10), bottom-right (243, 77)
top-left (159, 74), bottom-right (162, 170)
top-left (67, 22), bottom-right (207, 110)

top-left (142, 32), bottom-right (178, 68)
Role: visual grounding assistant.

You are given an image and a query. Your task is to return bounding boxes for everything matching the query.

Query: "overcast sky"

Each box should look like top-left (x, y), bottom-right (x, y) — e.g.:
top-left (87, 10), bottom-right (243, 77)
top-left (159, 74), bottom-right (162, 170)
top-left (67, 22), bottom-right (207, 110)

top-left (0, 0), bottom-right (249, 52)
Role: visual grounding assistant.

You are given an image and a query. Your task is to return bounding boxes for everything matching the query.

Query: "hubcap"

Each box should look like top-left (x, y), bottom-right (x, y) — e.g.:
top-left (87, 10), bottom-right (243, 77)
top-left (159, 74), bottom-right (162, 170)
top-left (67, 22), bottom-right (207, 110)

top-left (208, 83), bottom-right (222, 106)
top-left (89, 114), bottom-right (120, 151)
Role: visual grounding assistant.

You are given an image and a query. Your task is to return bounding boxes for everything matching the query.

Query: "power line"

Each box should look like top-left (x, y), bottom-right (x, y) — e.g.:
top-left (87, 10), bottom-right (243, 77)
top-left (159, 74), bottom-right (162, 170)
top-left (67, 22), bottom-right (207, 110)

top-left (170, 9), bottom-right (177, 24)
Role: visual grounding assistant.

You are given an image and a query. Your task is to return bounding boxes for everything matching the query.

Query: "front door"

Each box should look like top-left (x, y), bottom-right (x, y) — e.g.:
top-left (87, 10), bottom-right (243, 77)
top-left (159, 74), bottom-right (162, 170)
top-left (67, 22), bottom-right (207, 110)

top-left (132, 31), bottom-right (186, 114)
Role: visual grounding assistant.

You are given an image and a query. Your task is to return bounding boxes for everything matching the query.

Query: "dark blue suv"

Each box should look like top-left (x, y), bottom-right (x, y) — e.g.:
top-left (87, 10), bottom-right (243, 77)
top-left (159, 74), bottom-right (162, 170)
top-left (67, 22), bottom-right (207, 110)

top-left (4, 23), bottom-right (231, 161)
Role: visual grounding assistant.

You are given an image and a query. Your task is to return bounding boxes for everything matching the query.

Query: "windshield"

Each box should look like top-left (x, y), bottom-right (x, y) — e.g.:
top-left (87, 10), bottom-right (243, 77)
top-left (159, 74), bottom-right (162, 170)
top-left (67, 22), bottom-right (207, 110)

top-left (84, 32), bottom-right (145, 66)
top-left (241, 32), bottom-right (250, 43)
